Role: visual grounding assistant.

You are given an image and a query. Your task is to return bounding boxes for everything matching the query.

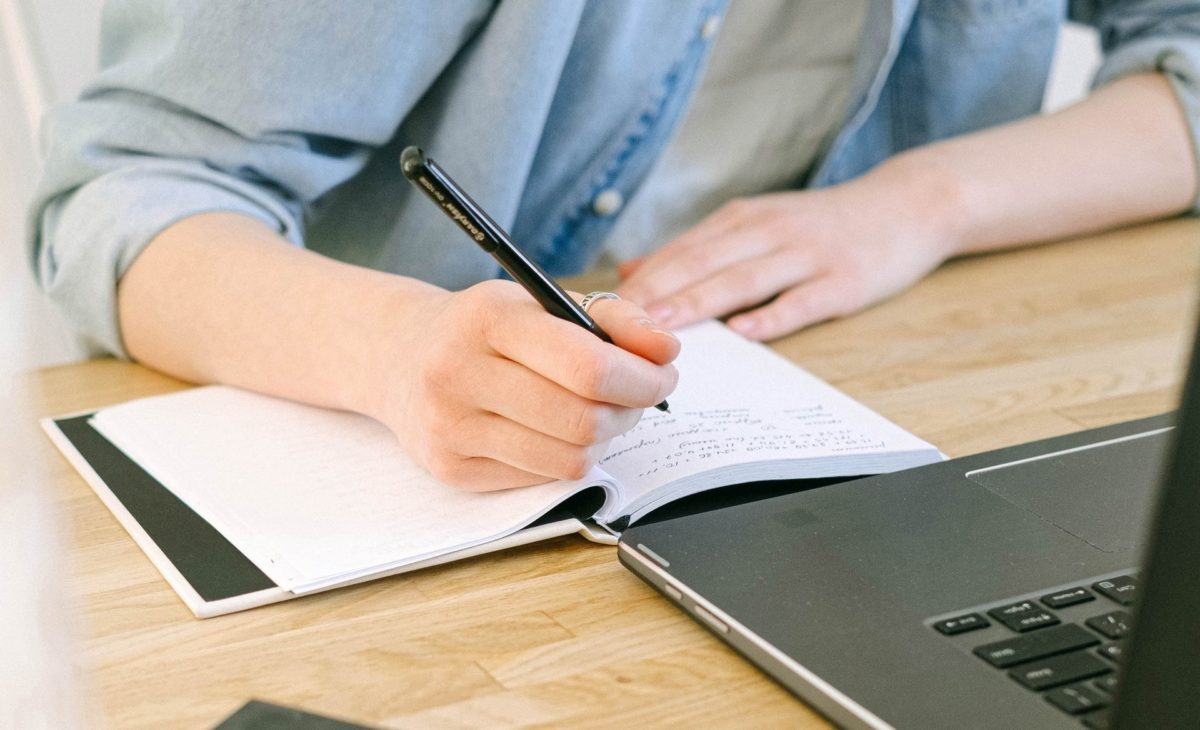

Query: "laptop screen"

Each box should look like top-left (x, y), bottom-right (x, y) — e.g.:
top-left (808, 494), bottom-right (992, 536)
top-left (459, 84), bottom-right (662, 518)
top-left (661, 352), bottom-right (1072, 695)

top-left (1111, 310), bottom-right (1200, 728)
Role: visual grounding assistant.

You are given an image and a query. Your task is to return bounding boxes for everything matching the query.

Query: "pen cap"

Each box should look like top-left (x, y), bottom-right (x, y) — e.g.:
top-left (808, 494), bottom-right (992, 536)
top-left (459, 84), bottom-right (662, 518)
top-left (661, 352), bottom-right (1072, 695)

top-left (399, 146), bottom-right (427, 180)
top-left (399, 146), bottom-right (502, 254)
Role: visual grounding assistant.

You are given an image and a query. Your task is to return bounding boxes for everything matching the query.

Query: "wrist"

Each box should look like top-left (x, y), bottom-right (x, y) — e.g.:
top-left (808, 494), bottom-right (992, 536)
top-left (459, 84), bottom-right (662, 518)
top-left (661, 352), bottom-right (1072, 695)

top-left (863, 146), bottom-right (973, 259)
top-left (349, 275), bottom-right (451, 424)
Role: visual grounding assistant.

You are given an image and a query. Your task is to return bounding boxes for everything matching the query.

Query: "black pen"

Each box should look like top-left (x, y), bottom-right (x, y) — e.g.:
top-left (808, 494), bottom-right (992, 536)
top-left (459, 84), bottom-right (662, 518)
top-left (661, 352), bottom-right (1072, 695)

top-left (399, 146), bottom-right (670, 413)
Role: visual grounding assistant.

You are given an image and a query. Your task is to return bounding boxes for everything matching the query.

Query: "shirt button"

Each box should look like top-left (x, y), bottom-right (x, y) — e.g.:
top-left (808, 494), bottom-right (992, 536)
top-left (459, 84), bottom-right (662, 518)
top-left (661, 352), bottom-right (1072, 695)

top-left (700, 15), bottom-right (721, 40)
top-left (592, 189), bottom-right (624, 216)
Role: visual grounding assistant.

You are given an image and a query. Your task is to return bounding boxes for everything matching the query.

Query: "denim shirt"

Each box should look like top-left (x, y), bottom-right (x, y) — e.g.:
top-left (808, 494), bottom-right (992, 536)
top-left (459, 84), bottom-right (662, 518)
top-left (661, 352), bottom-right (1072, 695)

top-left (29, 0), bottom-right (1200, 358)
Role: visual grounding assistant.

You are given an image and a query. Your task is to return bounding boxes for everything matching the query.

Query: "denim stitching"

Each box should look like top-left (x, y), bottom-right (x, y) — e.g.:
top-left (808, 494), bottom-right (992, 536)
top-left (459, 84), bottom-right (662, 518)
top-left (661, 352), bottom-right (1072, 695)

top-left (543, 0), bottom-right (727, 272)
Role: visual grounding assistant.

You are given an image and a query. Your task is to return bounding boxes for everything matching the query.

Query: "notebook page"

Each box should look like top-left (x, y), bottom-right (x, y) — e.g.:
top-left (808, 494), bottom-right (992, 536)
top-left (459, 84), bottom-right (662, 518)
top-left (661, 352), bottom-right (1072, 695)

top-left (600, 321), bottom-right (938, 513)
top-left (91, 387), bottom-right (616, 593)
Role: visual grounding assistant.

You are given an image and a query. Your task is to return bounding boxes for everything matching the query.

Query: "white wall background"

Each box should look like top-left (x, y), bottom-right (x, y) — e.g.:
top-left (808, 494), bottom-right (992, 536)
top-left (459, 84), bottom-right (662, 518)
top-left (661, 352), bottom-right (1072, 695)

top-left (0, 7), bottom-right (1101, 377)
top-left (2, 0), bottom-right (105, 378)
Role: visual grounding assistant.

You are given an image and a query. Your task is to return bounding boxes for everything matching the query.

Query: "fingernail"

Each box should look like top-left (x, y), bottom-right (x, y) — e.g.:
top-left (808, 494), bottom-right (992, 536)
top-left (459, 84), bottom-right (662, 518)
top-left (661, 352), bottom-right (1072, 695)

top-left (637, 318), bottom-right (678, 342)
top-left (730, 317), bottom-right (759, 337)
top-left (646, 302), bottom-right (676, 324)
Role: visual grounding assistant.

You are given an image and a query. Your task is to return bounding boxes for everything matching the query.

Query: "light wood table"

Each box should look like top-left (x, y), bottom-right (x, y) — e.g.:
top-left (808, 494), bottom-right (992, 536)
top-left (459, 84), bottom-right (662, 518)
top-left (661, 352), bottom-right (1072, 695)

top-left (18, 218), bottom-right (1200, 728)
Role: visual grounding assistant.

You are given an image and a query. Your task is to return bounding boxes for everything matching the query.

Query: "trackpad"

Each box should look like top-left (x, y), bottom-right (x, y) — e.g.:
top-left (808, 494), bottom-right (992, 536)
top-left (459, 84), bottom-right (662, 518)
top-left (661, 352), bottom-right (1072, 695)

top-left (966, 430), bottom-right (1170, 553)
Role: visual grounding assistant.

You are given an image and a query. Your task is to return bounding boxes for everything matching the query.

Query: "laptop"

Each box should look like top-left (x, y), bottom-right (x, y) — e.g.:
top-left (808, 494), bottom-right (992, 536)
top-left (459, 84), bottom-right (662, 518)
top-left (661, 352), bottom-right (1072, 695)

top-left (619, 312), bottom-right (1200, 728)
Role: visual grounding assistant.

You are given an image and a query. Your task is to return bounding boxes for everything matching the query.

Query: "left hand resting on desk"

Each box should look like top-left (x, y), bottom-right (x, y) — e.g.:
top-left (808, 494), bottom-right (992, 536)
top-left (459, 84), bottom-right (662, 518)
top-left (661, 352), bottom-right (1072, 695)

top-left (616, 165), bottom-right (956, 341)
top-left (619, 73), bottom-right (1200, 341)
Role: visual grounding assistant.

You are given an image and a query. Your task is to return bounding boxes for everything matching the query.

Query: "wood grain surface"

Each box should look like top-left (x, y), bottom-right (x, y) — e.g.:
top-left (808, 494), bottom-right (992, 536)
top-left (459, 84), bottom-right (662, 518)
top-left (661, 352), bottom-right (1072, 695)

top-left (15, 218), bottom-right (1199, 729)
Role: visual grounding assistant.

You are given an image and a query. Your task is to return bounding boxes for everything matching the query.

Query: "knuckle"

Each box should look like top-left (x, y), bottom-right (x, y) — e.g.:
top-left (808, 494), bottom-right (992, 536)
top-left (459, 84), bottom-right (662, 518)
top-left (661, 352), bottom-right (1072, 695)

top-left (738, 265), bottom-right (774, 293)
top-left (424, 450), bottom-right (461, 484)
top-left (754, 306), bottom-right (783, 333)
top-left (420, 349), bottom-right (457, 393)
top-left (723, 196), bottom-right (755, 218)
top-left (469, 278), bottom-right (518, 302)
top-left (833, 273), bottom-right (868, 314)
top-left (688, 248), bottom-right (721, 272)
top-left (462, 280), bottom-right (520, 338)
top-left (765, 213), bottom-right (799, 238)
top-left (611, 299), bottom-right (646, 322)
top-left (423, 409), bottom-right (463, 453)
top-left (556, 446), bottom-right (595, 482)
top-left (718, 199), bottom-right (744, 219)
top-left (668, 287), bottom-right (704, 313)
top-left (567, 403), bottom-right (605, 445)
top-left (568, 351), bottom-right (612, 400)
top-left (474, 303), bottom-right (500, 342)
top-left (655, 239), bottom-right (688, 259)
top-left (473, 299), bottom-right (506, 342)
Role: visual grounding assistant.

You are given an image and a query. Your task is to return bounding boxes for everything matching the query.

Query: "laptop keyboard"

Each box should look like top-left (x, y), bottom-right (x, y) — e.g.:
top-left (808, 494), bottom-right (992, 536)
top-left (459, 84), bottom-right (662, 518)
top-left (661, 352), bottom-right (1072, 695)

top-left (930, 573), bottom-right (1138, 729)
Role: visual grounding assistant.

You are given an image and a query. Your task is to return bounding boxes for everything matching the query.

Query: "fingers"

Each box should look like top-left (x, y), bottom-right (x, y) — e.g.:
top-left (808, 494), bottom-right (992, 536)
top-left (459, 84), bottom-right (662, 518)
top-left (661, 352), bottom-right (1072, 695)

top-left (468, 355), bottom-right (642, 446)
top-left (631, 249), bottom-right (818, 330)
top-left (483, 298), bottom-right (678, 409)
top-left (727, 273), bottom-right (862, 340)
top-left (423, 410), bottom-right (610, 490)
top-left (617, 200), bottom-right (775, 309)
top-left (578, 295), bottom-right (680, 366)
top-left (462, 413), bottom-right (610, 482)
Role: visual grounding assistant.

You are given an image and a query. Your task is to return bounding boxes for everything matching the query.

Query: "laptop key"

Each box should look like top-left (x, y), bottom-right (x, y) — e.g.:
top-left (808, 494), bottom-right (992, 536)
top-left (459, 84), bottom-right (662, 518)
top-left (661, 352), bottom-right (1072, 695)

top-left (974, 623), bottom-right (1098, 668)
top-left (1093, 675), bottom-right (1119, 695)
top-left (1008, 650), bottom-right (1111, 691)
top-left (1045, 682), bottom-right (1110, 715)
top-left (1097, 643), bottom-right (1123, 663)
top-left (1086, 610), bottom-right (1133, 640)
top-left (988, 601), bottom-right (1060, 632)
top-left (1092, 575), bottom-right (1137, 606)
top-left (989, 600), bottom-right (1037, 621)
top-left (1009, 611), bottom-right (1059, 632)
top-left (933, 613), bottom-right (989, 635)
top-left (1042, 587), bottom-right (1095, 609)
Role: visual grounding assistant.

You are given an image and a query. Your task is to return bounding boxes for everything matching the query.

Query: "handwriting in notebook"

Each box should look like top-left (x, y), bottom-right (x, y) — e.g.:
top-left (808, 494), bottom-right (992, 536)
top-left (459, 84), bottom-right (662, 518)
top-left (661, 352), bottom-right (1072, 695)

top-left (602, 404), bottom-right (889, 484)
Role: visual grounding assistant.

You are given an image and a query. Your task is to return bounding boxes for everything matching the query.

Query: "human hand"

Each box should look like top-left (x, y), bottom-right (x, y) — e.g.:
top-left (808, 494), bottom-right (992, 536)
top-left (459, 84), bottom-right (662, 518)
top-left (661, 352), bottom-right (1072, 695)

top-left (616, 168), bottom-right (958, 341)
top-left (374, 281), bottom-right (679, 491)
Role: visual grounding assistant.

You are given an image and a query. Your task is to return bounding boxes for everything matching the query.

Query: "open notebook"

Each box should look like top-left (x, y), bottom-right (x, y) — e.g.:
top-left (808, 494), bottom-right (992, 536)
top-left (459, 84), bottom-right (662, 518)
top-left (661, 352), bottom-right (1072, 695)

top-left (44, 322), bottom-right (941, 616)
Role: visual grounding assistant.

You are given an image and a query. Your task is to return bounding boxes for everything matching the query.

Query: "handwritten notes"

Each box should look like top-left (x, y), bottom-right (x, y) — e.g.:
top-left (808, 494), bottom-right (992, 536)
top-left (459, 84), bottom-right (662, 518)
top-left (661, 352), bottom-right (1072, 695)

top-left (599, 322), bottom-right (939, 518)
top-left (606, 405), bottom-right (889, 481)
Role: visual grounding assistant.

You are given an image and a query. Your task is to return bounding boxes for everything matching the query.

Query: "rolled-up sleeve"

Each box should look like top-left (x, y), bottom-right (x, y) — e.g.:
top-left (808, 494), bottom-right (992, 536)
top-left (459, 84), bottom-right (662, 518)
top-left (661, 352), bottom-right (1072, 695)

top-left (1071, 0), bottom-right (1200, 212)
top-left (27, 0), bottom-right (487, 357)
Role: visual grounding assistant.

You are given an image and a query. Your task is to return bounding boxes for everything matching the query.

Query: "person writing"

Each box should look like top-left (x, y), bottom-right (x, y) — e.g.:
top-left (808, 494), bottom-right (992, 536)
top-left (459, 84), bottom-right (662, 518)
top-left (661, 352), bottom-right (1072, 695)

top-left (29, 2), bottom-right (1200, 492)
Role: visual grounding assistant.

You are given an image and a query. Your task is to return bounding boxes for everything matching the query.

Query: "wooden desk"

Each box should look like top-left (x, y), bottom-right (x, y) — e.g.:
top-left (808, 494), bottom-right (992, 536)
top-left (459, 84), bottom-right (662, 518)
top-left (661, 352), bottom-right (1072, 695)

top-left (19, 219), bottom-right (1200, 728)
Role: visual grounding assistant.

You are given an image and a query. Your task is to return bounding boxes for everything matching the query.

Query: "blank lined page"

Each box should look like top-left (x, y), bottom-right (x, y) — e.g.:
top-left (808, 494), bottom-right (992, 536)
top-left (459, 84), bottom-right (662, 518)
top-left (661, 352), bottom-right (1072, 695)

top-left (91, 387), bottom-right (613, 593)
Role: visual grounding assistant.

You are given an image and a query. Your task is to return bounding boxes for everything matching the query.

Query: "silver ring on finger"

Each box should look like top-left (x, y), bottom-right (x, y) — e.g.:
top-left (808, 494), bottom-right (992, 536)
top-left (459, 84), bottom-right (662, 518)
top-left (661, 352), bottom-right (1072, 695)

top-left (580, 291), bottom-right (621, 314)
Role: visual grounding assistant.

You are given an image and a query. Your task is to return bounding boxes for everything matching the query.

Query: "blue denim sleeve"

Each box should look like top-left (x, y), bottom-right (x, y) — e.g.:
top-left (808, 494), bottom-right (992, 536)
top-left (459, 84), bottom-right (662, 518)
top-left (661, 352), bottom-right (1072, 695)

top-left (1071, 0), bottom-right (1200, 212)
top-left (27, 0), bottom-right (489, 358)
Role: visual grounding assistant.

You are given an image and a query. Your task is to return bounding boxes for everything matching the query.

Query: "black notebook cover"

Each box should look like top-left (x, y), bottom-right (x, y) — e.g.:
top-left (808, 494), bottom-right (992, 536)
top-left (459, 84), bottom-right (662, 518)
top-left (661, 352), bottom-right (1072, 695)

top-left (56, 414), bottom-right (277, 601)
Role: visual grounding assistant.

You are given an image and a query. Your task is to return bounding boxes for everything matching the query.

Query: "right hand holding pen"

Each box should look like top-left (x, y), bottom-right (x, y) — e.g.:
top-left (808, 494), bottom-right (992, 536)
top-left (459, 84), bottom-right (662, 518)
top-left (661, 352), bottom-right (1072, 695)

top-left (376, 280), bottom-right (680, 491)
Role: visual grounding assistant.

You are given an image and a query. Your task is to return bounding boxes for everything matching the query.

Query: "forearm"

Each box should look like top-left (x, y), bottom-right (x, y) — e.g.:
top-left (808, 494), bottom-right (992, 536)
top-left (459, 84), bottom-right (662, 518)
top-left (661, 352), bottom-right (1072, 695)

top-left (117, 212), bottom-right (441, 417)
top-left (880, 73), bottom-right (1198, 256)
